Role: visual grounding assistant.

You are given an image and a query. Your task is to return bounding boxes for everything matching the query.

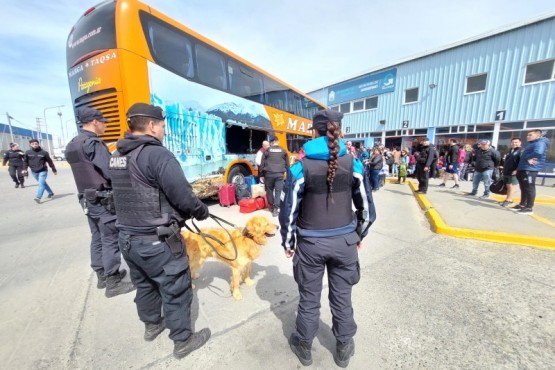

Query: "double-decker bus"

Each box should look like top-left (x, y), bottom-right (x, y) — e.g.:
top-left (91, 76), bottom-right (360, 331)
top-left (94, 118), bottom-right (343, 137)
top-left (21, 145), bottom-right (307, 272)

top-left (66, 0), bottom-right (325, 197)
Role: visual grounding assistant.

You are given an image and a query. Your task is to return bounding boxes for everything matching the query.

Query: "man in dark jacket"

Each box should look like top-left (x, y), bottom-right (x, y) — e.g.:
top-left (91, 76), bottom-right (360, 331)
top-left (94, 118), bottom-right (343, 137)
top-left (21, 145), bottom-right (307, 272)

top-left (260, 135), bottom-right (289, 217)
top-left (499, 137), bottom-right (522, 207)
top-left (415, 138), bottom-right (435, 194)
top-left (109, 103), bottom-right (210, 359)
top-left (439, 139), bottom-right (460, 188)
top-left (3, 143), bottom-right (26, 188)
top-left (23, 139), bottom-right (57, 203)
top-left (512, 130), bottom-right (550, 215)
top-left (66, 107), bottom-right (135, 297)
top-left (468, 139), bottom-right (501, 198)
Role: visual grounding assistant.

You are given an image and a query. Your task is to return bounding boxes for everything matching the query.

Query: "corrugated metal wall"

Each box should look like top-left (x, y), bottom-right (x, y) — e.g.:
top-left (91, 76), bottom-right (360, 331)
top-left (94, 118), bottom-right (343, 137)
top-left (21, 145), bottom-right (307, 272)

top-left (313, 17), bottom-right (555, 134)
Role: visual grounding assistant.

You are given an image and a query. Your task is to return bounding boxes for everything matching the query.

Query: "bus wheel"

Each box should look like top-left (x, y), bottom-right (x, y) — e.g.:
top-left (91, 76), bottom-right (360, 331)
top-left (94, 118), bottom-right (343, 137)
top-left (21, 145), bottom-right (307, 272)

top-left (227, 165), bottom-right (249, 185)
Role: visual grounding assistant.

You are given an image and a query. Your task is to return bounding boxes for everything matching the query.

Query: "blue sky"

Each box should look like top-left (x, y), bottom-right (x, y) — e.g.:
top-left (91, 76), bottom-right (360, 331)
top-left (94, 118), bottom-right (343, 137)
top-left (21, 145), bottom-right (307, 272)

top-left (1, 0), bottom-right (554, 146)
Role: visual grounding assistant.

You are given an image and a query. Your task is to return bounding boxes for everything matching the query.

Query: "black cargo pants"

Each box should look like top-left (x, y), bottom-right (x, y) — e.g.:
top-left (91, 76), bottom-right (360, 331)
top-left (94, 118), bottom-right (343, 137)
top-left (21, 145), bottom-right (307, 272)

top-left (86, 202), bottom-right (121, 276)
top-left (119, 233), bottom-right (193, 342)
top-left (292, 231), bottom-right (361, 343)
top-left (8, 164), bottom-right (25, 185)
top-left (265, 172), bottom-right (284, 209)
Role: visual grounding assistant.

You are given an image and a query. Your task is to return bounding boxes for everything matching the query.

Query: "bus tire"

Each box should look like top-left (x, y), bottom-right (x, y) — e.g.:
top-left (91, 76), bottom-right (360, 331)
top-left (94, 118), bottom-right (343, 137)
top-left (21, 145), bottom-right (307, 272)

top-left (227, 165), bottom-right (249, 185)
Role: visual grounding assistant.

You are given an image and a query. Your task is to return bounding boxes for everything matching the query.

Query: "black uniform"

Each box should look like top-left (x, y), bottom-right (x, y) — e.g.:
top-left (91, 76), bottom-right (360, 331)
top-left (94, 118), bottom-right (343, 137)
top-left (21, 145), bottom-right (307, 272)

top-left (280, 138), bottom-right (375, 345)
top-left (3, 148), bottom-right (26, 187)
top-left (259, 144), bottom-right (288, 212)
top-left (109, 133), bottom-right (208, 342)
top-left (65, 130), bottom-right (122, 277)
top-left (415, 143), bottom-right (435, 193)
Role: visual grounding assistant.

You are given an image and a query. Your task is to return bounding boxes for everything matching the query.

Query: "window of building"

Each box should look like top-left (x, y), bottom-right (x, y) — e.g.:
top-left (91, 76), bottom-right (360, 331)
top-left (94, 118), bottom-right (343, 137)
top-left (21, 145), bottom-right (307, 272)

top-left (524, 59), bottom-right (555, 84)
top-left (436, 127), bottom-right (450, 134)
top-left (385, 130), bottom-right (396, 136)
top-left (466, 73), bottom-right (487, 93)
top-left (330, 106), bottom-right (339, 111)
top-left (526, 119), bottom-right (555, 129)
top-left (339, 103), bottom-right (351, 113)
top-left (353, 100), bottom-right (364, 111)
top-left (370, 132), bottom-right (382, 137)
top-left (500, 122), bottom-right (524, 131)
top-left (414, 129), bottom-right (427, 135)
top-left (475, 123), bottom-right (495, 132)
top-left (365, 96), bottom-right (378, 110)
top-left (404, 87), bottom-right (419, 104)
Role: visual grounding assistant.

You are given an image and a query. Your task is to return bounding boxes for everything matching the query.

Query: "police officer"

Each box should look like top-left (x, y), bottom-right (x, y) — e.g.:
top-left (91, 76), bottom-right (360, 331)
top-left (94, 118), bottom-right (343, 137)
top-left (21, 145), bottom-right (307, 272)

top-left (65, 107), bottom-right (135, 297)
top-left (259, 135), bottom-right (288, 217)
top-left (3, 143), bottom-right (26, 188)
top-left (109, 103), bottom-right (210, 359)
top-left (415, 137), bottom-right (435, 194)
top-left (279, 110), bottom-right (375, 367)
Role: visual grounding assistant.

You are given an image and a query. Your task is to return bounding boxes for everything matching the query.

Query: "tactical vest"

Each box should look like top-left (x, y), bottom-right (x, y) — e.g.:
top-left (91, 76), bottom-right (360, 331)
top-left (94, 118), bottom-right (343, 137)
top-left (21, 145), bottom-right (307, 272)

top-left (5, 150), bottom-right (24, 166)
top-left (264, 146), bottom-right (287, 173)
top-left (297, 155), bottom-right (354, 230)
top-left (109, 145), bottom-right (177, 232)
top-left (65, 133), bottom-right (110, 193)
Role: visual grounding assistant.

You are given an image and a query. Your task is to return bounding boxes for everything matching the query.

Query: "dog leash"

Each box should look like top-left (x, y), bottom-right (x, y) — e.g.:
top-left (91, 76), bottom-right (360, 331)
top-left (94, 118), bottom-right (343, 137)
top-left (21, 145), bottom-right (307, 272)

top-left (183, 214), bottom-right (238, 261)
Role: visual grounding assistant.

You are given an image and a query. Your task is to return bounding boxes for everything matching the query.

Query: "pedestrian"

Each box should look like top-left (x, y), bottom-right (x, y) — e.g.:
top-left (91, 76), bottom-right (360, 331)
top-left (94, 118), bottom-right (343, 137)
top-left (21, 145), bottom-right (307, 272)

top-left (23, 139), bottom-right (56, 203)
top-left (415, 138), bottom-right (435, 194)
top-left (255, 140), bottom-right (270, 168)
top-left (467, 140), bottom-right (500, 199)
top-left (498, 137), bottom-right (523, 207)
top-left (397, 149), bottom-right (409, 184)
top-left (259, 135), bottom-right (288, 217)
top-left (367, 147), bottom-right (383, 191)
top-left (346, 141), bottom-right (358, 158)
top-left (392, 147), bottom-right (401, 177)
top-left (438, 139), bottom-right (460, 189)
top-left (279, 109), bottom-right (375, 367)
top-left (3, 143), bottom-right (26, 188)
top-left (65, 107), bottom-right (135, 297)
top-left (458, 144), bottom-right (473, 181)
top-left (512, 130), bottom-right (550, 214)
top-left (109, 103), bottom-right (211, 359)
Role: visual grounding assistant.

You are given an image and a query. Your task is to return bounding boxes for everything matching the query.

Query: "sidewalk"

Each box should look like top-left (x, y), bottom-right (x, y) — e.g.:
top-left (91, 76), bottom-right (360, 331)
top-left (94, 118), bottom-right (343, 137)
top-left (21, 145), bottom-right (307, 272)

top-left (401, 176), bottom-right (555, 249)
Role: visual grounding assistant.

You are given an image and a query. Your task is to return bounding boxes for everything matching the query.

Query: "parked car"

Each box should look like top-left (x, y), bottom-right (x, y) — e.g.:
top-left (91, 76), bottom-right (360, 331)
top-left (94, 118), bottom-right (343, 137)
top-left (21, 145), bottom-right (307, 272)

top-left (52, 148), bottom-right (65, 161)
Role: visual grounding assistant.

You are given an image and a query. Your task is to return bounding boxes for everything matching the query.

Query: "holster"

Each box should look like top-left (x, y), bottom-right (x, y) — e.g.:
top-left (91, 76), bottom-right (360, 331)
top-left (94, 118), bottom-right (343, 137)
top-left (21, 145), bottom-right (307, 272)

top-left (98, 191), bottom-right (116, 215)
top-left (84, 189), bottom-right (98, 203)
top-left (156, 223), bottom-right (183, 255)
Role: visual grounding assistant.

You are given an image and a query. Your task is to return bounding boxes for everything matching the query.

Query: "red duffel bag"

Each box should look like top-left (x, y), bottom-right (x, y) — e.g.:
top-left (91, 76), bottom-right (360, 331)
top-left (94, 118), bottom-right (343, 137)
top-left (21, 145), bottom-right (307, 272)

top-left (255, 195), bottom-right (268, 209)
top-left (239, 198), bottom-right (258, 213)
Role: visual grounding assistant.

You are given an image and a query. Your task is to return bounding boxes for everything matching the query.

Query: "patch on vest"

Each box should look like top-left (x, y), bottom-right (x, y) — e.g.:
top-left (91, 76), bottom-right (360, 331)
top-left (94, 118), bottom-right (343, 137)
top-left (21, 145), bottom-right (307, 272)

top-left (109, 156), bottom-right (128, 169)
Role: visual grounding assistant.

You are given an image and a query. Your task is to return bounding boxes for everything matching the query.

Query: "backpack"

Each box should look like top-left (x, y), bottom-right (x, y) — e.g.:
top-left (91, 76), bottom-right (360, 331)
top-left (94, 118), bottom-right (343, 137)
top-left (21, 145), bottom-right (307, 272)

top-left (409, 155), bottom-right (416, 166)
top-left (235, 183), bottom-right (250, 200)
top-left (386, 154), bottom-right (394, 166)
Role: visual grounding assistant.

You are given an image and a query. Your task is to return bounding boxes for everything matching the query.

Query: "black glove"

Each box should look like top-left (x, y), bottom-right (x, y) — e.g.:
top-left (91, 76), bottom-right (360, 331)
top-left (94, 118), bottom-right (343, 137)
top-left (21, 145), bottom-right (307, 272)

top-left (195, 203), bottom-right (209, 221)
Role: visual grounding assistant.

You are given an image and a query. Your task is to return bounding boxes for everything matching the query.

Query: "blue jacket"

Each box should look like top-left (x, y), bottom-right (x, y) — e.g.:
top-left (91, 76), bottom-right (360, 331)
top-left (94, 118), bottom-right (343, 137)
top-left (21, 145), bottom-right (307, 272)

top-left (279, 137), bottom-right (376, 250)
top-left (517, 137), bottom-right (550, 171)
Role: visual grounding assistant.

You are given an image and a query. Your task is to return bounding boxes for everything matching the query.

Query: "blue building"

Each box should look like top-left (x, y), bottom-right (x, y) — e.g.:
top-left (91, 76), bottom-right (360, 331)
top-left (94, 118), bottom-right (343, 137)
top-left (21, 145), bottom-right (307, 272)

top-left (309, 12), bottom-right (555, 161)
top-left (0, 123), bottom-right (53, 152)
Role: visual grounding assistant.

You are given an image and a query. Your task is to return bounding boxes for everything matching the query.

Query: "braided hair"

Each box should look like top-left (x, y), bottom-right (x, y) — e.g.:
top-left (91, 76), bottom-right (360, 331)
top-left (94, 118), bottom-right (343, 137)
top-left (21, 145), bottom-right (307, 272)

top-left (325, 121), bottom-right (341, 201)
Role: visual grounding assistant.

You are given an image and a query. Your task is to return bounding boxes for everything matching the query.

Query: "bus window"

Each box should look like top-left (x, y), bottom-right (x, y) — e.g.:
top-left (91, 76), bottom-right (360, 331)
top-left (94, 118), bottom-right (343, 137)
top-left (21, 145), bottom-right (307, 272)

top-left (195, 44), bottom-right (227, 91)
top-left (264, 76), bottom-right (288, 111)
top-left (144, 17), bottom-right (194, 79)
top-left (225, 125), bottom-right (266, 154)
top-left (228, 60), bottom-right (264, 103)
top-left (286, 133), bottom-right (310, 153)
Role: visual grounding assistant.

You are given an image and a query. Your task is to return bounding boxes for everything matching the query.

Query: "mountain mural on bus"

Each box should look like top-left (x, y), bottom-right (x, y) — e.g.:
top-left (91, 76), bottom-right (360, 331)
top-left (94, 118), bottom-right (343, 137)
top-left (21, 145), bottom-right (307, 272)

top-left (148, 62), bottom-right (270, 182)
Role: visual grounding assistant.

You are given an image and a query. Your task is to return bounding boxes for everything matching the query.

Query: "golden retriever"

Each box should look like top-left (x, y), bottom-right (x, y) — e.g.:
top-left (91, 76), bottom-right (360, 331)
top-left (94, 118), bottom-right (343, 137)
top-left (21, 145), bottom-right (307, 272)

top-left (182, 215), bottom-right (278, 300)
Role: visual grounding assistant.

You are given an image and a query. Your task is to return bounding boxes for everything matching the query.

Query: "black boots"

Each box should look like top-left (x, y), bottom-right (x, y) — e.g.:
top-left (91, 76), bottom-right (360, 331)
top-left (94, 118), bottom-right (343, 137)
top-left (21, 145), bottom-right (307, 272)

top-left (334, 338), bottom-right (355, 368)
top-left (173, 328), bottom-right (211, 359)
top-left (289, 332), bottom-right (312, 366)
top-left (105, 272), bottom-right (135, 298)
top-left (96, 270), bottom-right (127, 289)
top-left (271, 206), bottom-right (279, 217)
top-left (144, 318), bottom-right (166, 341)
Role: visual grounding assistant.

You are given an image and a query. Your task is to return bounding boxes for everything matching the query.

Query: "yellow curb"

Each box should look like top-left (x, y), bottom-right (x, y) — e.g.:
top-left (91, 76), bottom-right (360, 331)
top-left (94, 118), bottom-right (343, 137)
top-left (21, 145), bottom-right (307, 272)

top-left (407, 181), bottom-right (555, 250)
top-left (490, 194), bottom-right (555, 205)
top-left (531, 214), bottom-right (555, 228)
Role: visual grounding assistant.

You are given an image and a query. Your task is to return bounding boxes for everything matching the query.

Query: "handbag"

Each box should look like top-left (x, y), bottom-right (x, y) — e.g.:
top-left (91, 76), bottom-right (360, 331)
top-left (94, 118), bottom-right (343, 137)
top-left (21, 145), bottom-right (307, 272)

top-left (489, 178), bottom-right (507, 195)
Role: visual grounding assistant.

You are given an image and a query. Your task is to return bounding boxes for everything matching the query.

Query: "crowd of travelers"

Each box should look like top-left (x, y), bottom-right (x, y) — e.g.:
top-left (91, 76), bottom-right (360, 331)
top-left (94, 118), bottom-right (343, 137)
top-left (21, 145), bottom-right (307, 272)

top-left (348, 129), bottom-right (550, 215)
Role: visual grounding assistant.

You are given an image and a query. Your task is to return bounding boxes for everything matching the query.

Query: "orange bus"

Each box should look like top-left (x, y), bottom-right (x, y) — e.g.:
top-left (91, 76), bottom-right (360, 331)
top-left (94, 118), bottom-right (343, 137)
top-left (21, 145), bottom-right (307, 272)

top-left (66, 0), bottom-right (324, 196)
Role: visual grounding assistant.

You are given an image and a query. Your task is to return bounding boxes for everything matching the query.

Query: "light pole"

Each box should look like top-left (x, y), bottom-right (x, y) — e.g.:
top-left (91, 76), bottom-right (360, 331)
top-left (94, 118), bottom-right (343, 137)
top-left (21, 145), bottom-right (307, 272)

top-left (43, 105), bottom-right (64, 154)
top-left (57, 110), bottom-right (65, 147)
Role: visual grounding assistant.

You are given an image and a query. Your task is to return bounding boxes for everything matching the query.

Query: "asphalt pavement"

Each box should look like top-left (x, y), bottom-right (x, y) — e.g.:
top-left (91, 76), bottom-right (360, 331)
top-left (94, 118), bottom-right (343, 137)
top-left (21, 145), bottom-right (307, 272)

top-left (1, 166), bottom-right (554, 369)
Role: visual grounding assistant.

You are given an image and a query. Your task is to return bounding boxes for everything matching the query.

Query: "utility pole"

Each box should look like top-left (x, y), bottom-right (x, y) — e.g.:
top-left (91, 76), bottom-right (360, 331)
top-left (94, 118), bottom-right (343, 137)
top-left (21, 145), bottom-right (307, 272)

top-left (57, 110), bottom-right (65, 147)
top-left (36, 118), bottom-right (43, 140)
top-left (6, 112), bottom-right (15, 143)
top-left (44, 105), bottom-right (63, 154)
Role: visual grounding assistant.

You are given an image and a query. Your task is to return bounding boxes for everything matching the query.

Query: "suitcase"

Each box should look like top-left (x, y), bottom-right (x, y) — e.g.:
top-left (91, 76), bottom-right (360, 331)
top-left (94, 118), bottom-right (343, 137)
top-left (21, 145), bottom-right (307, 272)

top-left (239, 198), bottom-right (258, 213)
top-left (235, 182), bottom-right (251, 201)
top-left (219, 184), bottom-right (236, 207)
top-left (250, 183), bottom-right (266, 198)
top-left (244, 175), bottom-right (256, 194)
top-left (255, 195), bottom-right (268, 209)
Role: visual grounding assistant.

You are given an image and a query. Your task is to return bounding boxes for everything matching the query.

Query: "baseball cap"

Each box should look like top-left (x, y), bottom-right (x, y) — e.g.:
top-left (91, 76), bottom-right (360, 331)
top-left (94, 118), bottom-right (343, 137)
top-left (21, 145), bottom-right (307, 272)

top-left (479, 139), bottom-right (490, 145)
top-left (77, 107), bottom-right (108, 124)
top-left (309, 110), bottom-right (344, 132)
top-left (127, 103), bottom-right (165, 121)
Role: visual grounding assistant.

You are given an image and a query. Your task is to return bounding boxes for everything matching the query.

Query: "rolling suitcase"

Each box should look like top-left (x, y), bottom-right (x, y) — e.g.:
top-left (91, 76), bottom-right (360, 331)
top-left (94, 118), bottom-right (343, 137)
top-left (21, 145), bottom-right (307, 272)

top-left (250, 184), bottom-right (266, 198)
top-left (239, 198), bottom-right (258, 213)
top-left (219, 184), bottom-right (236, 207)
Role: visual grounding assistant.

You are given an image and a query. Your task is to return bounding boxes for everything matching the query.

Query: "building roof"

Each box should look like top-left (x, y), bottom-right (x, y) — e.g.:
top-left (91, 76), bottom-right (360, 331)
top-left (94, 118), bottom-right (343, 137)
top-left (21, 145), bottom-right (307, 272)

top-left (309, 11), bottom-right (555, 93)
